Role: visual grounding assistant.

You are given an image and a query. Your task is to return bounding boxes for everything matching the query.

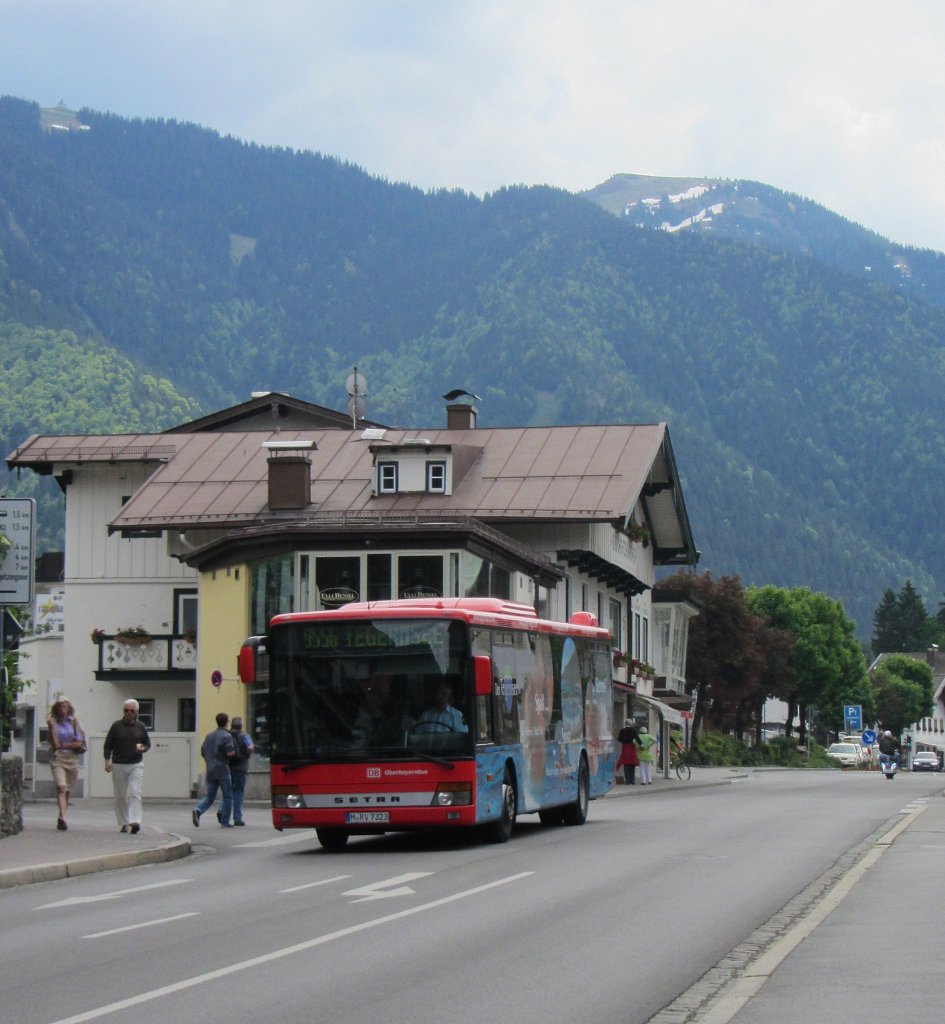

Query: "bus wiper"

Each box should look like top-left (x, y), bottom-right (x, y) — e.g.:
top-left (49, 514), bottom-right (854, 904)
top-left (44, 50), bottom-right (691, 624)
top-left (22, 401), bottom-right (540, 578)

top-left (402, 747), bottom-right (456, 769)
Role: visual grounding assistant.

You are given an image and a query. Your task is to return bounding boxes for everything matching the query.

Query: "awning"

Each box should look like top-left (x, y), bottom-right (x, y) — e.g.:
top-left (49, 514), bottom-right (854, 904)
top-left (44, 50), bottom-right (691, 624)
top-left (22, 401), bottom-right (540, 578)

top-left (633, 692), bottom-right (684, 726)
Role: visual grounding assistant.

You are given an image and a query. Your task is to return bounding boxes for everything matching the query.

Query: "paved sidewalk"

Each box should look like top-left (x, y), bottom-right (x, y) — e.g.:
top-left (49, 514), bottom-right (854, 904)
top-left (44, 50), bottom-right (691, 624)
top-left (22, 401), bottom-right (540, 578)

top-left (0, 801), bottom-right (190, 890)
top-left (650, 788), bottom-right (945, 1024)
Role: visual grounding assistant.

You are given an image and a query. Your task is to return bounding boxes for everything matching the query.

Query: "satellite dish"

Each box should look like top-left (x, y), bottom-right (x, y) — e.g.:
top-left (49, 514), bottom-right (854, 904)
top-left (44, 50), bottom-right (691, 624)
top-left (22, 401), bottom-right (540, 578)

top-left (346, 369), bottom-right (367, 397)
top-left (348, 395), bottom-right (366, 420)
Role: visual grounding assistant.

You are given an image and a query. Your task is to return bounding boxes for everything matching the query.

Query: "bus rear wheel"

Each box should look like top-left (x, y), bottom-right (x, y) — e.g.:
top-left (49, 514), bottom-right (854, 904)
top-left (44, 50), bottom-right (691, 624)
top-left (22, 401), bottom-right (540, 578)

top-left (560, 758), bottom-right (589, 826)
top-left (483, 770), bottom-right (517, 843)
top-left (316, 827), bottom-right (350, 850)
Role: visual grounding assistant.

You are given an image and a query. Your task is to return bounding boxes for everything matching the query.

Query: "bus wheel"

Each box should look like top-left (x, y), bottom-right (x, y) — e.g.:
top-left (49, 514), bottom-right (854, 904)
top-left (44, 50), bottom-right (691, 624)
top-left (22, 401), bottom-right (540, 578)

top-left (561, 758), bottom-right (589, 826)
top-left (316, 827), bottom-right (350, 850)
top-left (484, 769), bottom-right (517, 843)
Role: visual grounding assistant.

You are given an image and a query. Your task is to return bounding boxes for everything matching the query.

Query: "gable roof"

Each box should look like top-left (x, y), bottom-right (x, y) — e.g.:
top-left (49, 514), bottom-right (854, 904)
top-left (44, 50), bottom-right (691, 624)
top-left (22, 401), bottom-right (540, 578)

top-left (8, 419), bottom-right (697, 566)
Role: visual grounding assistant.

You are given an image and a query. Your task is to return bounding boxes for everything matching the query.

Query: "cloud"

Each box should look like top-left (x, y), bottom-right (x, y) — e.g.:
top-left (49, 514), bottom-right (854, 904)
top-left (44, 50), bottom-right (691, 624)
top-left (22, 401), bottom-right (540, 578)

top-left (3, 0), bottom-right (945, 249)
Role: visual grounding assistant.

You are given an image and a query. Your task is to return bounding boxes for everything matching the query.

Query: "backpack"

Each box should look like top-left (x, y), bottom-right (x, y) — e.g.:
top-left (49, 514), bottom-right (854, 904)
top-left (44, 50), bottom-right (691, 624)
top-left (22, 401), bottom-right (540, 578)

top-left (230, 729), bottom-right (251, 764)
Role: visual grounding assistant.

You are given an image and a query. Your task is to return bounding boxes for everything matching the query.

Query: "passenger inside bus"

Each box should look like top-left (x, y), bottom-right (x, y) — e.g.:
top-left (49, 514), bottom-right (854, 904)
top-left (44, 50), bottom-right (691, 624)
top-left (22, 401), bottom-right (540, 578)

top-left (352, 675), bottom-right (403, 746)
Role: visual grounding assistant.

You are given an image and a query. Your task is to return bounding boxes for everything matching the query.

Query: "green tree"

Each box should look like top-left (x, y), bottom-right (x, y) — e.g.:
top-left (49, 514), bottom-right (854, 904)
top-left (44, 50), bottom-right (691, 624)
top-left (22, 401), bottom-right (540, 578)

top-left (872, 588), bottom-right (900, 654)
top-left (747, 585), bottom-right (871, 742)
top-left (870, 654), bottom-right (933, 734)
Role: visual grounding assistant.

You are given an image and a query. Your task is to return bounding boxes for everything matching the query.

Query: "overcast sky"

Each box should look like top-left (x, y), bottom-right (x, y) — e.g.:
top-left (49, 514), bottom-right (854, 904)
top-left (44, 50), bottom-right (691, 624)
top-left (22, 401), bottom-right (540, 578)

top-left (4, 1), bottom-right (945, 251)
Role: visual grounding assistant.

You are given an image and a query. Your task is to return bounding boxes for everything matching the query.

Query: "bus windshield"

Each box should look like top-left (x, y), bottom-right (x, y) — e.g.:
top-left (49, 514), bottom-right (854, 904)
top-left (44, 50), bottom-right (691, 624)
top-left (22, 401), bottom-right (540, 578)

top-left (269, 617), bottom-right (474, 763)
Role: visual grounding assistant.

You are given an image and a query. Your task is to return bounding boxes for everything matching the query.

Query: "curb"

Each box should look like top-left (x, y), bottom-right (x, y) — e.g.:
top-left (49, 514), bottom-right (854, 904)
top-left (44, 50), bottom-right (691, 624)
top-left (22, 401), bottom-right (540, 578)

top-left (0, 834), bottom-right (191, 890)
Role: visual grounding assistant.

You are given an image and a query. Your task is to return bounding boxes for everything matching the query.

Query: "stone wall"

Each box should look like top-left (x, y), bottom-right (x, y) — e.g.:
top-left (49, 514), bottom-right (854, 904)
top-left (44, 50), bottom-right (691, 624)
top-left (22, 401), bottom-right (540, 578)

top-left (1, 754), bottom-right (23, 837)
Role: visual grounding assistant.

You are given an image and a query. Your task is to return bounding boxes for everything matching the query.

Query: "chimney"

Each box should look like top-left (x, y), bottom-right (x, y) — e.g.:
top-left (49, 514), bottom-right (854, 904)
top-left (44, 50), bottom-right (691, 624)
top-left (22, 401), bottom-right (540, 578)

top-left (263, 440), bottom-right (316, 510)
top-left (446, 403), bottom-right (477, 430)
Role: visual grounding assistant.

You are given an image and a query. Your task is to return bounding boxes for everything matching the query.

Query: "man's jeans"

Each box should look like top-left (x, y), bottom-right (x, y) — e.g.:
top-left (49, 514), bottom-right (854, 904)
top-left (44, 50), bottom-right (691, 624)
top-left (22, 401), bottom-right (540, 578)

top-left (231, 768), bottom-right (247, 824)
top-left (194, 773), bottom-right (233, 825)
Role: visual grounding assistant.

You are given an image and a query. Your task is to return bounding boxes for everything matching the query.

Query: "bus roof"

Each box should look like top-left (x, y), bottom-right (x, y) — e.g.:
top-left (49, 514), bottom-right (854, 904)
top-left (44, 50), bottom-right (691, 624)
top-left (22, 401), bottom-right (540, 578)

top-left (269, 597), bottom-right (611, 638)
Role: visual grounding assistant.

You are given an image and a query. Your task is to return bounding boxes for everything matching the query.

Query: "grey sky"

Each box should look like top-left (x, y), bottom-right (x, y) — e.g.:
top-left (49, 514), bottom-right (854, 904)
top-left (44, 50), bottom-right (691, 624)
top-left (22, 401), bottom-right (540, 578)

top-left (3, 0), bottom-right (945, 250)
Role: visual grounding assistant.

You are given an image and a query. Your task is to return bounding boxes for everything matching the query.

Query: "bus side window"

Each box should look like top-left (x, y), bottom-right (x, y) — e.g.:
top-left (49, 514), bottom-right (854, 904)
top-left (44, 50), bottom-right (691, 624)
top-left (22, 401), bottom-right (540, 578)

top-left (475, 693), bottom-right (493, 742)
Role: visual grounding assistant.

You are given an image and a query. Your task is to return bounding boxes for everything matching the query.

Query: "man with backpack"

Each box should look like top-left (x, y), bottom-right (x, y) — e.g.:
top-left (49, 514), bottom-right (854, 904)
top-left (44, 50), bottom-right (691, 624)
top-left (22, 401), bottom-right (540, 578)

top-left (229, 716), bottom-right (254, 826)
top-left (192, 712), bottom-right (236, 828)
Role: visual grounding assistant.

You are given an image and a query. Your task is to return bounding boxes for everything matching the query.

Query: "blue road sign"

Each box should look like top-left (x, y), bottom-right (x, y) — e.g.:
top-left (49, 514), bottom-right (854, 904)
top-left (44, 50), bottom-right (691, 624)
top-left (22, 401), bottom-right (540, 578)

top-left (843, 704), bottom-right (862, 731)
top-left (862, 729), bottom-right (876, 746)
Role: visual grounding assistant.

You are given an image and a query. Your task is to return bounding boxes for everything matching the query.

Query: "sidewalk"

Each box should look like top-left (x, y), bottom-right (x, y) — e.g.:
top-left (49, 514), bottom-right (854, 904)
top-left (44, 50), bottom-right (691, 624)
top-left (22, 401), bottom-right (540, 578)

top-left (651, 787), bottom-right (945, 1024)
top-left (606, 764), bottom-right (746, 796)
top-left (0, 801), bottom-right (190, 890)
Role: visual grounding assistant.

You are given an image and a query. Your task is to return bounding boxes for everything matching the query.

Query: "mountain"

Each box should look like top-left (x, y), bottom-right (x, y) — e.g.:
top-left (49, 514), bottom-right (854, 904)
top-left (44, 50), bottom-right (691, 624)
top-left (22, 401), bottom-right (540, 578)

top-left (583, 173), bottom-right (945, 307)
top-left (2, 94), bottom-right (944, 637)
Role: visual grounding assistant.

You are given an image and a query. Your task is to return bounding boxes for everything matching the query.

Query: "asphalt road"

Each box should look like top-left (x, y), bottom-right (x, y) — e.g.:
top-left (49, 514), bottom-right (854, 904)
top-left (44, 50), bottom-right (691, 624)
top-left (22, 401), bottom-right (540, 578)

top-left (3, 769), bottom-right (942, 1024)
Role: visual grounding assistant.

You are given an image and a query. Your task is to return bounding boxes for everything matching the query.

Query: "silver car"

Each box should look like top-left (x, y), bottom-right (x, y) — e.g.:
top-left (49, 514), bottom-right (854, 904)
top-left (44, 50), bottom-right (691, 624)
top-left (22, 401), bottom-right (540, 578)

top-left (911, 751), bottom-right (941, 772)
top-left (826, 742), bottom-right (860, 767)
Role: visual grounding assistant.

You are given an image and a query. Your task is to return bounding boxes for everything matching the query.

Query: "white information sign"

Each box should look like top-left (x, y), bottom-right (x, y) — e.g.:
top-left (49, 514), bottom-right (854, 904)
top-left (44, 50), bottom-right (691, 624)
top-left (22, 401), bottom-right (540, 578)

top-left (0, 498), bottom-right (35, 605)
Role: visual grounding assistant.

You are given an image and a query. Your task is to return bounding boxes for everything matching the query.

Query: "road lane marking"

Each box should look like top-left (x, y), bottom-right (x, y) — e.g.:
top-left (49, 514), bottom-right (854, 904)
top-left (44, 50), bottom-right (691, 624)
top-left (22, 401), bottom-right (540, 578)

top-left (83, 913), bottom-right (198, 939)
top-left (36, 879), bottom-right (193, 909)
top-left (280, 874), bottom-right (352, 893)
top-left (45, 871), bottom-right (535, 1024)
top-left (235, 833), bottom-right (316, 848)
top-left (342, 872), bottom-right (433, 902)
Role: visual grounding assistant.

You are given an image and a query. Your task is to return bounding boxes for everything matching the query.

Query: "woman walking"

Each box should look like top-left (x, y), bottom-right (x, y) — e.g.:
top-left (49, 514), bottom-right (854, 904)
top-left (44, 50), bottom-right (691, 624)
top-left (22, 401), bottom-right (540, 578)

top-left (47, 696), bottom-right (86, 830)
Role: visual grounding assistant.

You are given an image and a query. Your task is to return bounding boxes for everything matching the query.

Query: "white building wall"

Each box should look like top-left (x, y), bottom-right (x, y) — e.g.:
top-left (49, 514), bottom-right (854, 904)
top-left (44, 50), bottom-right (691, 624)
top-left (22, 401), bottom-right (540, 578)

top-left (37, 462), bottom-right (201, 796)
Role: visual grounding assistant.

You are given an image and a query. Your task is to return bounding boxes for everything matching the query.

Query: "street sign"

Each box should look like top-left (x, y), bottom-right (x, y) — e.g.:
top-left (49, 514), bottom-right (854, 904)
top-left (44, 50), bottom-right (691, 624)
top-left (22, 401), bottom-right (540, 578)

top-left (862, 729), bottom-right (877, 746)
top-left (0, 498), bottom-right (35, 605)
top-left (843, 704), bottom-right (862, 732)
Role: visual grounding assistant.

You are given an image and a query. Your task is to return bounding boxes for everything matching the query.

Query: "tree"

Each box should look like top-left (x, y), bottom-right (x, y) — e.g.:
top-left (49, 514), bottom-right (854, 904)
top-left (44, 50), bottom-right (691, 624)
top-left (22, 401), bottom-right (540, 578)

top-left (871, 581), bottom-right (943, 654)
top-left (872, 588), bottom-right (900, 654)
top-left (870, 654), bottom-right (933, 735)
top-left (656, 572), bottom-right (791, 745)
top-left (747, 585), bottom-right (871, 742)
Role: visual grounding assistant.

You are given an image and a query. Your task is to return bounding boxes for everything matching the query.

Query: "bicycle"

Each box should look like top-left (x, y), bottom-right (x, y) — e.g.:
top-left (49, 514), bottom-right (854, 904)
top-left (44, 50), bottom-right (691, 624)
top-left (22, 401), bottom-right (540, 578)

top-left (670, 750), bottom-right (691, 781)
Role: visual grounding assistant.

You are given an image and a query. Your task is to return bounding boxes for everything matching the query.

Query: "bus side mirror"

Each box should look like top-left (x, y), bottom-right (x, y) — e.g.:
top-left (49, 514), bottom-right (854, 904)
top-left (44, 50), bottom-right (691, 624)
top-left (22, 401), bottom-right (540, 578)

top-left (473, 655), bottom-right (493, 697)
top-left (239, 636), bottom-right (268, 684)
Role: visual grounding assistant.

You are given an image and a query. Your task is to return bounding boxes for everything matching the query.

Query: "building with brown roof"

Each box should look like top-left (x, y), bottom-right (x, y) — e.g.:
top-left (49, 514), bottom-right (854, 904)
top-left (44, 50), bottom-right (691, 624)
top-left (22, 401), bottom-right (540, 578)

top-left (8, 392), bottom-right (699, 797)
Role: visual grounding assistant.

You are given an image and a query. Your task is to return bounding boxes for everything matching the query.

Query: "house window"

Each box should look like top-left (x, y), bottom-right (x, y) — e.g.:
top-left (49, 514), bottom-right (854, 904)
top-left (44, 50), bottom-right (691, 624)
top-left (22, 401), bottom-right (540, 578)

top-left (609, 598), bottom-right (622, 649)
top-left (426, 460), bottom-right (447, 493)
top-left (174, 588), bottom-right (197, 637)
top-left (634, 612), bottom-right (642, 660)
top-left (135, 699), bottom-right (155, 730)
top-left (377, 461), bottom-right (398, 494)
top-left (581, 583), bottom-right (589, 611)
top-left (178, 698), bottom-right (196, 732)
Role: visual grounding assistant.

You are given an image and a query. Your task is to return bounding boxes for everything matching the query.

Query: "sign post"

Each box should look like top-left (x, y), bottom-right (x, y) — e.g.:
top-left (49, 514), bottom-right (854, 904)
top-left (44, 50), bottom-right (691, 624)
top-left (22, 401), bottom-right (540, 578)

top-left (0, 497), bottom-right (34, 753)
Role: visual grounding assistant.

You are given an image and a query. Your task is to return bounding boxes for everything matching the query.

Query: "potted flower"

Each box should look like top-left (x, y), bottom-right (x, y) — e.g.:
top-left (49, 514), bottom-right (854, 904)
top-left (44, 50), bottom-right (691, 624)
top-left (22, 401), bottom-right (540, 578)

top-left (115, 625), bottom-right (152, 647)
top-left (90, 627), bottom-right (106, 644)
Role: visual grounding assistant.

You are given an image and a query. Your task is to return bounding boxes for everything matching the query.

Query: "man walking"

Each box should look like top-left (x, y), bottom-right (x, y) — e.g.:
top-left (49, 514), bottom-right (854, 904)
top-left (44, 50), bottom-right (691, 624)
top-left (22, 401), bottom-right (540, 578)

top-left (103, 698), bottom-right (150, 834)
top-left (193, 712), bottom-right (236, 828)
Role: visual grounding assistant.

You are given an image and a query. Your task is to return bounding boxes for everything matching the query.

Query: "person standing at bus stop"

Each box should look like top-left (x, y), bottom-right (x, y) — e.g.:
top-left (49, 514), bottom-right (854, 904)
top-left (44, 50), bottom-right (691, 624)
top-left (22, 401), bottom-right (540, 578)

top-left (616, 719), bottom-right (640, 785)
top-left (193, 712), bottom-right (236, 828)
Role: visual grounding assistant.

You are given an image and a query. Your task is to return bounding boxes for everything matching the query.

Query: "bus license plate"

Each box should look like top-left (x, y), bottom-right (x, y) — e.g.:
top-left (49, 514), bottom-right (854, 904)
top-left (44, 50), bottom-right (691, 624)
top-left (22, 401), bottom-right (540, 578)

top-left (346, 811), bottom-right (390, 824)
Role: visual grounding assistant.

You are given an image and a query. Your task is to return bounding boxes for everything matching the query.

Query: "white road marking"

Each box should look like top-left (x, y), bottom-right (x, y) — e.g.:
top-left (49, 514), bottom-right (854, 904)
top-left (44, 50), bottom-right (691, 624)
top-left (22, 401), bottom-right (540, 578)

top-left (235, 832), bottom-right (316, 848)
top-left (342, 872), bottom-right (433, 902)
top-left (280, 874), bottom-right (352, 893)
top-left (46, 872), bottom-right (535, 1024)
top-left (36, 879), bottom-right (193, 909)
top-left (83, 913), bottom-right (198, 939)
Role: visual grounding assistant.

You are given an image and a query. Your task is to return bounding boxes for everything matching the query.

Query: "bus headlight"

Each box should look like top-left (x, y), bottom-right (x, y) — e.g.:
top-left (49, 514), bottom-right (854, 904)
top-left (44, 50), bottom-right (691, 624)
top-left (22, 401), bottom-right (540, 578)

top-left (432, 783), bottom-right (472, 806)
top-left (272, 790), bottom-right (305, 809)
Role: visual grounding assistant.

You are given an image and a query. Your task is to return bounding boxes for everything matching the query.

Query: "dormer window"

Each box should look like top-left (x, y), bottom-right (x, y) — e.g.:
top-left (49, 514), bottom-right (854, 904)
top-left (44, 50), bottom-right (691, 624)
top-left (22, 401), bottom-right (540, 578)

top-left (426, 460), bottom-right (447, 493)
top-left (377, 461), bottom-right (399, 494)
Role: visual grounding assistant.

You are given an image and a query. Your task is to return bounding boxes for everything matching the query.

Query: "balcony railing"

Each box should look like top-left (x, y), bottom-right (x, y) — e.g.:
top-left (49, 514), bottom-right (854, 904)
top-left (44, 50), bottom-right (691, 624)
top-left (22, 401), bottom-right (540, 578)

top-left (92, 633), bottom-right (197, 677)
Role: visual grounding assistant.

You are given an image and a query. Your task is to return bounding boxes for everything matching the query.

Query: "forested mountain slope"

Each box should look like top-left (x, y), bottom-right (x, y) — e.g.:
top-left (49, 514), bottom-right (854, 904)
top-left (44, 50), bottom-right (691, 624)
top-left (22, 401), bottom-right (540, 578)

top-left (1, 95), bottom-right (942, 635)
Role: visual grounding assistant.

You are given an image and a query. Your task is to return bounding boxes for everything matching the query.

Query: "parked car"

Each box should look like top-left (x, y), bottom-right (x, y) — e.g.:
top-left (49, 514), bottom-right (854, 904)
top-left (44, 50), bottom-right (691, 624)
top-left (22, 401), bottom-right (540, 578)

top-left (826, 742), bottom-right (861, 767)
top-left (911, 751), bottom-right (942, 772)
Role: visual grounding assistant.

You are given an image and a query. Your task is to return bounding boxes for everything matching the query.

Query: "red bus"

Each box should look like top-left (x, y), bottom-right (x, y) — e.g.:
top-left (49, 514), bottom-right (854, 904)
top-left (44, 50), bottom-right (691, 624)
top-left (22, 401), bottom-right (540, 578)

top-left (239, 597), bottom-right (615, 848)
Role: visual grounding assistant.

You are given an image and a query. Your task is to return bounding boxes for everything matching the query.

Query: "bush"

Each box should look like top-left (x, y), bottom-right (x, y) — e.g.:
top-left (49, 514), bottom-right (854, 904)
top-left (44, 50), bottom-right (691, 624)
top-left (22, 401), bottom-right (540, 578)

top-left (690, 732), bottom-right (839, 768)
